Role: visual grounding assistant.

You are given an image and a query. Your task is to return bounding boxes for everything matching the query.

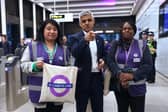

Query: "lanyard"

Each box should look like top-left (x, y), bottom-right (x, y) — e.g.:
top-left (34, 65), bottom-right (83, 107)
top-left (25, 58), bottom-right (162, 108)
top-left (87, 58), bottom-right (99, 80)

top-left (43, 43), bottom-right (57, 64)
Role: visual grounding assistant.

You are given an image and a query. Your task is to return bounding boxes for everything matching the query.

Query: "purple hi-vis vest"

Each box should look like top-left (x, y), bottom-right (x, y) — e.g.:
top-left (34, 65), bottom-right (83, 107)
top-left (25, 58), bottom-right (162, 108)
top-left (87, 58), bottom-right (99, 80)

top-left (28, 42), bottom-right (66, 103)
top-left (115, 39), bottom-right (146, 96)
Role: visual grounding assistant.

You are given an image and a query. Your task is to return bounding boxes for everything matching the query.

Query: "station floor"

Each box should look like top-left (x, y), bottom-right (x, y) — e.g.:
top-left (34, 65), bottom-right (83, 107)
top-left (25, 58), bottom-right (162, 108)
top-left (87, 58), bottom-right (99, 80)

top-left (1, 72), bottom-right (168, 112)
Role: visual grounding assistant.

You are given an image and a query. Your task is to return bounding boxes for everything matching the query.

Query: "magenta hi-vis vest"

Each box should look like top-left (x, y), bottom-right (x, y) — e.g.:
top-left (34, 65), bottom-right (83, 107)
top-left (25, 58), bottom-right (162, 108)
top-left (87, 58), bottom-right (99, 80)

top-left (115, 39), bottom-right (146, 96)
top-left (28, 42), bottom-right (67, 103)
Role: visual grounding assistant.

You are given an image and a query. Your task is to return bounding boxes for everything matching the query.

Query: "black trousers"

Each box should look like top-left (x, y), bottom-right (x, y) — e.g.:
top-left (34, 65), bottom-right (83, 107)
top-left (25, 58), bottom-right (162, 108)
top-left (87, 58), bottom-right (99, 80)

top-left (75, 72), bottom-right (104, 112)
top-left (34, 103), bottom-right (63, 112)
top-left (147, 56), bottom-right (156, 82)
top-left (114, 88), bottom-right (145, 112)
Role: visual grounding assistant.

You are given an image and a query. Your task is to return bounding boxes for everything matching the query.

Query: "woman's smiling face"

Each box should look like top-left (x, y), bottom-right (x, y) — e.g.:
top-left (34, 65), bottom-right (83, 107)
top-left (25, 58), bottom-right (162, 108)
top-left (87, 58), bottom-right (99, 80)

top-left (43, 23), bottom-right (58, 41)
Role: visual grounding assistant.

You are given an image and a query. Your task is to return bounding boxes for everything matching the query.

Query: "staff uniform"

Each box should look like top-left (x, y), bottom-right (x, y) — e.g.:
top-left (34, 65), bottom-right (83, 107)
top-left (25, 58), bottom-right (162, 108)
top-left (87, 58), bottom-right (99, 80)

top-left (21, 41), bottom-right (69, 111)
top-left (107, 39), bottom-right (152, 112)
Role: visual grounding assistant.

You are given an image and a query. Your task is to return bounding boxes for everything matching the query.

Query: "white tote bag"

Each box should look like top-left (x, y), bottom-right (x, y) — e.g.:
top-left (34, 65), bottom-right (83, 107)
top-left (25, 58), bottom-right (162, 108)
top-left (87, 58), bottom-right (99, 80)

top-left (39, 63), bottom-right (78, 103)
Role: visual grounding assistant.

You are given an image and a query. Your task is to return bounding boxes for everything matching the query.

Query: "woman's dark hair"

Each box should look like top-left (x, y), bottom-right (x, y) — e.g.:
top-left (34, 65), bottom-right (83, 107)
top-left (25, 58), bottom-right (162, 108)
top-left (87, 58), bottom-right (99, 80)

top-left (120, 21), bottom-right (137, 35)
top-left (36, 19), bottom-right (62, 45)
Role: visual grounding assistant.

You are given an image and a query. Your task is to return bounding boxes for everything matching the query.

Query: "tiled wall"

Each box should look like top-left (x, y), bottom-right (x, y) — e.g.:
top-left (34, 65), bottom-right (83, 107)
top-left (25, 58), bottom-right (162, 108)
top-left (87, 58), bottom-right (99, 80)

top-left (156, 38), bottom-right (168, 76)
top-left (136, 0), bottom-right (168, 76)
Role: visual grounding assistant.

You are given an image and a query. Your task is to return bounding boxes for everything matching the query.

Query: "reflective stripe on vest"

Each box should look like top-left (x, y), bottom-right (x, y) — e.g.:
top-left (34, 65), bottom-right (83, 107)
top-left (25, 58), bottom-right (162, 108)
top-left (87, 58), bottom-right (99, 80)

top-left (29, 85), bottom-right (41, 91)
top-left (116, 39), bottom-right (146, 86)
top-left (30, 72), bottom-right (43, 77)
top-left (118, 63), bottom-right (146, 85)
top-left (128, 79), bottom-right (146, 85)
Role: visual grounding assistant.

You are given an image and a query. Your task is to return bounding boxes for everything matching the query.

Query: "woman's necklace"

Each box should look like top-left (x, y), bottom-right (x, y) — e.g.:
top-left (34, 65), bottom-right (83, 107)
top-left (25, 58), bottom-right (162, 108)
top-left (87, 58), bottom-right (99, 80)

top-left (43, 43), bottom-right (57, 64)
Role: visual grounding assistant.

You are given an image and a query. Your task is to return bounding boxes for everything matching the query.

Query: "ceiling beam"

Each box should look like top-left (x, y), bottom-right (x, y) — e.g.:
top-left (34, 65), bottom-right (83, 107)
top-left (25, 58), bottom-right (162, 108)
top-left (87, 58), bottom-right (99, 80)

top-left (51, 5), bottom-right (132, 11)
top-left (57, 10), bottom-right (131, 14)
top-left (47, 5), bottom-right (133, 10)
top-left (57, 11), bottom-right (131, 19)
top-left (44, 1), bottom-right (135, 9)
top-left (29, 0), bottom-right (137, 18)
top-left (34, 0), bottom-right (85, 3)
top-left (73, 13), bottom-right (131, 19)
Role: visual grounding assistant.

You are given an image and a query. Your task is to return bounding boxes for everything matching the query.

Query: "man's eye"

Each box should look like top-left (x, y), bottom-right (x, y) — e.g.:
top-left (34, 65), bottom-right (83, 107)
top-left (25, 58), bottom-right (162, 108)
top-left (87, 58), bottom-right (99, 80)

top-left (82, 20), bottom-right (86, 23)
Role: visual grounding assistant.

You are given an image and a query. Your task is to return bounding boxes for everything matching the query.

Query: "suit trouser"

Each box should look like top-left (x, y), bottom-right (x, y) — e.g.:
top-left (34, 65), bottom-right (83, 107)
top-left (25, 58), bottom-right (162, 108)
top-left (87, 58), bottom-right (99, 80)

top-left (114, 88), bottom-right (145, 112)
top-left (75, 72), bottom-right (104, 112)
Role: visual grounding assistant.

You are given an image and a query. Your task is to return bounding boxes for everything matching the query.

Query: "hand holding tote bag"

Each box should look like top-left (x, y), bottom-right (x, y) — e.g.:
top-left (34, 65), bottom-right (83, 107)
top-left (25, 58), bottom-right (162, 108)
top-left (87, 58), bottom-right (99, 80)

top-left (39, 63), bottom-right (78, 103)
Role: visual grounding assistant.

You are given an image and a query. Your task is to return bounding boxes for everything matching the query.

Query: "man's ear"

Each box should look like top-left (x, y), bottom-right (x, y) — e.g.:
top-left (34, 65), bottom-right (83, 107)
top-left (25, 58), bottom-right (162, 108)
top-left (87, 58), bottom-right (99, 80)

top-left (93, 18), bottom-right (95, 25)
top-left (79, 22), bottom-right (82, 28)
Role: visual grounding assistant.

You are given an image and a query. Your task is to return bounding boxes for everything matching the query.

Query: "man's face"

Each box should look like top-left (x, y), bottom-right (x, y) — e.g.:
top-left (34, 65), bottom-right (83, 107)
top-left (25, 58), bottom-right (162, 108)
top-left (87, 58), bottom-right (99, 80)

top-left (148, 35), bottom-right (154, 40)
top-left (79, 14), bottom-right (95, 32)
top-left (142, 34), bottom-right (148, 40)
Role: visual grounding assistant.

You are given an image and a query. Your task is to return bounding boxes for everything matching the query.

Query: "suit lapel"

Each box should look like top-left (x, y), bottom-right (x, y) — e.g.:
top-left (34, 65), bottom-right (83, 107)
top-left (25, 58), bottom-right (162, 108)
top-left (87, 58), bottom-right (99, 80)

top-left (79, 31), bottom-right (85, 39)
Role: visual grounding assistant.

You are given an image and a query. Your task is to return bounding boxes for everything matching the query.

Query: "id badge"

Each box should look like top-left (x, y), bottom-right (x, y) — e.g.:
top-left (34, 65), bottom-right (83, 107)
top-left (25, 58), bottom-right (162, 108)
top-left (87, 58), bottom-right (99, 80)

top-left (133, 58), bottom-right (141, 62)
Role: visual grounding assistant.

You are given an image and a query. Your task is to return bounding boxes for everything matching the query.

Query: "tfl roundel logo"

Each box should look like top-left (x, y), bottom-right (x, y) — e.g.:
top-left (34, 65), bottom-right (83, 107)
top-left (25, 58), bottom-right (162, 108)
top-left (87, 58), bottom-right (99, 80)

top-left (48, 74), bottom-right (73, 97)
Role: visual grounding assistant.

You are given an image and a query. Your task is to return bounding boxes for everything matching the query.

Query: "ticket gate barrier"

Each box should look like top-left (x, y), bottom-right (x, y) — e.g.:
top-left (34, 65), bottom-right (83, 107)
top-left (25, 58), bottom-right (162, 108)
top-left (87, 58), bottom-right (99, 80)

top-left (5, 56), bottom-right (28, 111)
top-left (0, 56), bottom-right (7, 99)
top-left (0, 56), bottom-right (6, 86)
top-left (0, 48), bottom-right (4, 56)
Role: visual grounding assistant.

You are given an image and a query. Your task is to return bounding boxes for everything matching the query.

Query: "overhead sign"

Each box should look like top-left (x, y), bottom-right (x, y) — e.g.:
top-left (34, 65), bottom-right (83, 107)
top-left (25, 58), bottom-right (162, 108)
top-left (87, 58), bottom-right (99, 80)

top-left (50, 13), bottom-right (73, 22)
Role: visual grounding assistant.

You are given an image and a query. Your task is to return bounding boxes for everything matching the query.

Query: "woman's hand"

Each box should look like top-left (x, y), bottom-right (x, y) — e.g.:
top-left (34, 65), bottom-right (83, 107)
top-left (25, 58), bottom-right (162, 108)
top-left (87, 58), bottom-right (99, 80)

top-left (119, 73), bottom-right (134, 88)
top-left (35, 60), bottom-right (44, 69)
top-left (98, 58), bottom-right (105, 70)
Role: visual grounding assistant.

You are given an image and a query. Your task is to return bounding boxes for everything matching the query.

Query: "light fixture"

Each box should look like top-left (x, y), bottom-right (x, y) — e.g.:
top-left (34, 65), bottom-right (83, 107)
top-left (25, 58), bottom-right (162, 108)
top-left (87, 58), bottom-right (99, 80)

top-left (94, 30), bottom-right (104, 34)
top-left (105, 30), bottom-right (114, 33)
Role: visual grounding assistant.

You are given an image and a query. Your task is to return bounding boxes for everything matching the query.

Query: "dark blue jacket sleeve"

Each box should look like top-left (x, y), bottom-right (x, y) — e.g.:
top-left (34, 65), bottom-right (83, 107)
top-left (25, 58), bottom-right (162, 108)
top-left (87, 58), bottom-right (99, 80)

top-left (133, 44), bottom-right (153, 81)
top-left (106, 40), bottom-right (121, 77)
top-left (71, 35), bottom-right (89, 59)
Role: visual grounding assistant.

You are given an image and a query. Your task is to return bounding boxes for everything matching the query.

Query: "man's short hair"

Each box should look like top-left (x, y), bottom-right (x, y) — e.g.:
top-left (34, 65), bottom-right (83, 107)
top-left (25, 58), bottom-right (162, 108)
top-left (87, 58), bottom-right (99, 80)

top-left (79, 10), bottom-right (94, 22)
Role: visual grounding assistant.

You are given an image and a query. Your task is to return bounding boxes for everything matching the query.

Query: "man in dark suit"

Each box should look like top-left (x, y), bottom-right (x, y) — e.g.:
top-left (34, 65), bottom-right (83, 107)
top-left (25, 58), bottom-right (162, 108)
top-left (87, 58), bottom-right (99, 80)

top-left (70, 10), bottom-right (105, 112)
top-left (0, 34), bottom-right (11, 55)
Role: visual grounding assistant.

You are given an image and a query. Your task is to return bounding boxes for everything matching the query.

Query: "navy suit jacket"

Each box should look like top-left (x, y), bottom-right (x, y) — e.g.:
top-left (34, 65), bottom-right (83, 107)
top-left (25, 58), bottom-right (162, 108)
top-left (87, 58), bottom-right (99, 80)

top-left (70, 31), bottom-right (105, 93)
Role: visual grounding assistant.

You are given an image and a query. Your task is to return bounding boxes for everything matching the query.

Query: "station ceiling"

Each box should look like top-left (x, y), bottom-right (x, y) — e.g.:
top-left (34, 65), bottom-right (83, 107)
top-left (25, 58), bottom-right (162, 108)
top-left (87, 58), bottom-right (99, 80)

top-left (32, 0), bottom-right (146, 18)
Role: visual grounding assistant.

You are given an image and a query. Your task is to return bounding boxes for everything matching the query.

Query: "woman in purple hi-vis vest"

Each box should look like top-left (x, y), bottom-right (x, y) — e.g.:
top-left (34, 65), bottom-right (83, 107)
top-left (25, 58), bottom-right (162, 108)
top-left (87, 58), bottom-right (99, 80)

top-left (21, 19), bottom-right (69, 112)
top-left (106, 21), bottom-right (152, 112)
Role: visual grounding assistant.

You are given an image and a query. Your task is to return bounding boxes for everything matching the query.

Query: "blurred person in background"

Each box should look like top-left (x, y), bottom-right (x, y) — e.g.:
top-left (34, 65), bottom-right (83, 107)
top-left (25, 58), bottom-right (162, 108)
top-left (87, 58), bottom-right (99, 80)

top-left (147, 31), bottom-right (157, 83)
top-left (140, 31), bottom-right (148, 40)
top-left (0, 34), bottom-right (11, 55)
